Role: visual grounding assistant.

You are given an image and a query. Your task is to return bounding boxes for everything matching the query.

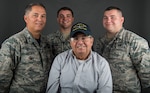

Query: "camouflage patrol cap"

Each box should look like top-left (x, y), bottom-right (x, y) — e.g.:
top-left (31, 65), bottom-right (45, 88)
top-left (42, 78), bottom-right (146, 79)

top-left (70, 22), bottom-right (92, 37)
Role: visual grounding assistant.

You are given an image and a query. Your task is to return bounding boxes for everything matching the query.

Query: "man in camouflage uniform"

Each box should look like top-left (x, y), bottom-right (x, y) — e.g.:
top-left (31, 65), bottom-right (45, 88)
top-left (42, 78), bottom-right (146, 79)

top-left (0, 3), bottom-right (52, 93)
top-left (47, 7), bottom-right (74, 58)
top-left (94, 6), bottom-right (150, 93)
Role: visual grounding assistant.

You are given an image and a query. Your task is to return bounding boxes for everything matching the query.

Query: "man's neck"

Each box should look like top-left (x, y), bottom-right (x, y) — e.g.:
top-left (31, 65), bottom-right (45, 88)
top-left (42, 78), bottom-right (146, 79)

top-left (60, 28), bottom-right (71, 39)
top-left (106, 32), bottom-right (116, 39)
top-left (60, 27), bottom-right (71, 34)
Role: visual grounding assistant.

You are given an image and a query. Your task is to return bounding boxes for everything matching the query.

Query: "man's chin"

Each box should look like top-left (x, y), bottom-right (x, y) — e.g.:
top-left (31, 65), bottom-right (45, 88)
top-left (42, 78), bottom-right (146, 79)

top-left (35, 27), bottom-right (44, 31)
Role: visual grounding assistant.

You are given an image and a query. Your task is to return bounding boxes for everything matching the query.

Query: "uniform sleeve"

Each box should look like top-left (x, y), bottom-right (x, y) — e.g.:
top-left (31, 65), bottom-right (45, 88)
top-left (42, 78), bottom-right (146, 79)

top-left (47, 34), bottom-right (58, 59)
top-left (0, 41), bottom-right (16, 92)
top-left (96, 58), bottom-right (113, 93)
top-left (93, 38), bottom-right (104, 55)
top-left (130, 37), bottom-right (150, 89)
top-left (46, 56), bottom-right (61, 93)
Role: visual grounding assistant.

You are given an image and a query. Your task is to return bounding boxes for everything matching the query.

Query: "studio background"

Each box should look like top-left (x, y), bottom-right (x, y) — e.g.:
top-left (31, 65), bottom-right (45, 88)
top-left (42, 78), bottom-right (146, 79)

top-left (0, 0), bottom-right (150, 46)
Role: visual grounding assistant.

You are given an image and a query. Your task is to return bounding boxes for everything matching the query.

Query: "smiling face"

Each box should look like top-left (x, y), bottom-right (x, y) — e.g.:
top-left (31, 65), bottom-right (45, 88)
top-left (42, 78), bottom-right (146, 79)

top-left (103, 9), bottom-right (124, 34)
top-left (57, 10), bottom-right (74, 30)
top-left (24, 5), bottom-right (46, 36)
top-left (70, 33), bottom-right (94, 60)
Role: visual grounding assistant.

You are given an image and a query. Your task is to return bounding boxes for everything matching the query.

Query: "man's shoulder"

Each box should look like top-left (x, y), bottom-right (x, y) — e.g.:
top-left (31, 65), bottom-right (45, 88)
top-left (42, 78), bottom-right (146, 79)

top-left (123, 29), bottom-right (148, 43)
top-left (53, 50), bottom-right (72, 62)
top-left (57, 50), bottom-right (71, 56)
top-left (123, 29), bottom-right (142, 38)
top-left (47, 31), bottom-right (61, 38)
top-left (47, 31), bottom-right (65, 43)
top-left (120, 29), bottom-right (149, 49)
top-left (91, 51), bottom-right (110, 70)
top-left (0, 30), bottom-right (27, 53)
top-left (3, 30), bottom-right (26, 45)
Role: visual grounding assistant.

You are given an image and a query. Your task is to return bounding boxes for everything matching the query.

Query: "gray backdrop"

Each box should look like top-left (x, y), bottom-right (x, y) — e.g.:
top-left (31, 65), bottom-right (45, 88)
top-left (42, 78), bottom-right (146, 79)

top-left (0, 0), bottom-right (150, 46)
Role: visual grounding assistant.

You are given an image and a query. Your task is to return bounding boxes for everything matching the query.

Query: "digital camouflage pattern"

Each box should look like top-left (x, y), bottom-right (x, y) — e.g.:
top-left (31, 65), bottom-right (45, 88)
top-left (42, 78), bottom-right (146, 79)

top-left (94, 28), bottom-right (150, 93)
top-left (0, 27), bottom-right (52, 93)
top-left (47, 30), bottom-right (71, 58)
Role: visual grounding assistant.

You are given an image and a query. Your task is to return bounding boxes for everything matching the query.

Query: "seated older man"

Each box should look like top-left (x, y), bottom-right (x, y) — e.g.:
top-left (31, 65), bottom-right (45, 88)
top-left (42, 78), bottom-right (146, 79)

top-left (46, 22), bottom-right (112, 93)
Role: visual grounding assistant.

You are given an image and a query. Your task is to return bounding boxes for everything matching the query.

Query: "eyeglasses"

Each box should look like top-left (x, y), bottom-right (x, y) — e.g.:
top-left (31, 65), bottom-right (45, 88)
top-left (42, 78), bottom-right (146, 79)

top-left (70, 35), bottom-right (92, 42)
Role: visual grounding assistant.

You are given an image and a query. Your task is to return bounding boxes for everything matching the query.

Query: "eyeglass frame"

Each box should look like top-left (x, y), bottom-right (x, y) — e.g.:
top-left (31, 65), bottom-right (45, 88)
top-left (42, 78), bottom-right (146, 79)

top-left (70, 35), bottom-right (93, 42)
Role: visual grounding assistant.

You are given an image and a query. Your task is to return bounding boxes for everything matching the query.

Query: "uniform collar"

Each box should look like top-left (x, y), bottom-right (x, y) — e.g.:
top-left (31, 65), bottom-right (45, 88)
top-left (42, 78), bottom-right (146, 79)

top-left (101, 27), bottom-right (124, 44)
top-left (23, 27), bottom-right (47, 47)
top-left (55, 30), bottom-right (70, 41)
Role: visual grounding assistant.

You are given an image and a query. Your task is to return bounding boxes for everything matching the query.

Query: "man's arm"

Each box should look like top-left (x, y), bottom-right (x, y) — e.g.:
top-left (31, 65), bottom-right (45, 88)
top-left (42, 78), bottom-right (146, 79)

top-left (0, 41), bottom-right (15, 92)
top-left (46, 57), bottom-right (61, 93)
top-left (130, 37), bottom-right (150, 89)
top-left (97, 58), bottom-right (113, 93)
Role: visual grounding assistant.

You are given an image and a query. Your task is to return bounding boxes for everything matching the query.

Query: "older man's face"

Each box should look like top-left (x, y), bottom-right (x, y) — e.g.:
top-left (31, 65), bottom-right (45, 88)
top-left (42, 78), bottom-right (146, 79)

top-left (70, 33), bottom-right (94, 60)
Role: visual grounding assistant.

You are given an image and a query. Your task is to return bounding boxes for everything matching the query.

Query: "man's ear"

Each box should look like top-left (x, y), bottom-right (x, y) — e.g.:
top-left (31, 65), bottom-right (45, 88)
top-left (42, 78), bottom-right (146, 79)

top-left (121, 17), bottom-right (124, 23)
top-left (91, 37), bottom-right (94, 44)
top-left (24, 15), bottom-right (27, 22)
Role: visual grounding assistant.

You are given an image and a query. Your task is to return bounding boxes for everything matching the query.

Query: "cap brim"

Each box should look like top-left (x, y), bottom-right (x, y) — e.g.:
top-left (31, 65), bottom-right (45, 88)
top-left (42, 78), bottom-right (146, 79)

top-left (70, 30), bottom-right (90, 37)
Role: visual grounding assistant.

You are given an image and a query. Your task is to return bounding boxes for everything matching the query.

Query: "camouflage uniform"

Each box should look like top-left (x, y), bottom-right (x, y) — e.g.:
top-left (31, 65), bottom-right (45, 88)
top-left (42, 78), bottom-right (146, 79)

top-left (47, 30), bottom-right (71, 58)
top-left (94, 28), bottom-right (150, 93)
top-left (0, 27), bottom-right (52, 93)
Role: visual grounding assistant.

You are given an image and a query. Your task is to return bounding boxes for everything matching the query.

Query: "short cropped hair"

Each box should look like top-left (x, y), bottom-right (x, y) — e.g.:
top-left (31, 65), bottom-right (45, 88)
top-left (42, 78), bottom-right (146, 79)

top-left (24, 2), bottom-right (46, 15)
top-left (57, 7), bottom-right (74, 17)
top-left (104, 6), bottom-right (123, 16)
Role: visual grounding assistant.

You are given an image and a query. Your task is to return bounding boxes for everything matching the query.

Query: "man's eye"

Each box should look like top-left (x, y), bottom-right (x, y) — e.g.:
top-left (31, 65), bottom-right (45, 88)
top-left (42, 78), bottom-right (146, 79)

top-left (82, 37), bottom-right (86, 40)
top-left (33, 14), bottom-right (38, 17)
top-left (74, 37), bottom-right (78, 40)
